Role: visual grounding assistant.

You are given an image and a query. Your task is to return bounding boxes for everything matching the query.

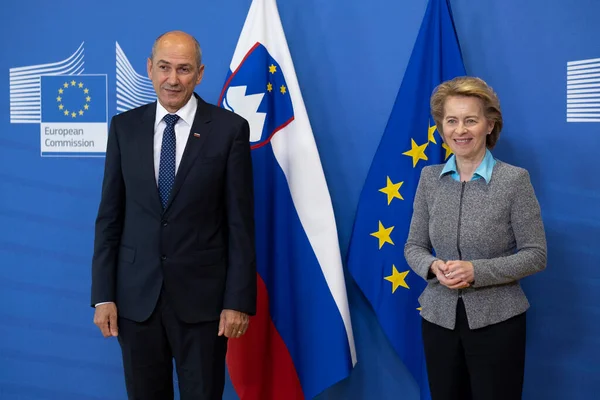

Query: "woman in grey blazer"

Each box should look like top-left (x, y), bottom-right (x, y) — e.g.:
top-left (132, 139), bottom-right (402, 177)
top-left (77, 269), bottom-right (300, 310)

top-left (404, 76), bottom-right (547, 400)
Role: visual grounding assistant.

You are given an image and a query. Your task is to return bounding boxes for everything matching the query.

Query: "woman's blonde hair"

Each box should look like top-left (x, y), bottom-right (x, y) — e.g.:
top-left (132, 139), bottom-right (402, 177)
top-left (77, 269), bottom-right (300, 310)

top-left (430, 76), bottom-right (503, 149)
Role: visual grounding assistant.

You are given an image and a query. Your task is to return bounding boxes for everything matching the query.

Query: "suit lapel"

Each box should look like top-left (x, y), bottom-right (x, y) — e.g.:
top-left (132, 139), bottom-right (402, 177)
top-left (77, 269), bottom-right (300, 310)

top-left (139, 102), bottom-right (164, 214)
top-left (164, 94), bottom-right (212, 211)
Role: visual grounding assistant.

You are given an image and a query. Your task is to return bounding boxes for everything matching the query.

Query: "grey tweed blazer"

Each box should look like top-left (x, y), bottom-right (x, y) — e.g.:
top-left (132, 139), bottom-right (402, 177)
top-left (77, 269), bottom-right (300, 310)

top-left (404, 160), bottom-right (547, 330)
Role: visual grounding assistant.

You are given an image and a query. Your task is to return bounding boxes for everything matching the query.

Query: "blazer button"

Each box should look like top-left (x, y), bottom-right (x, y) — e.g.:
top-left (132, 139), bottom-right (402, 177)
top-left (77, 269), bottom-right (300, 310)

top-left (162, 220), bottom-right (168, 227)
top-left (161, 255), bottom-right (167, 261)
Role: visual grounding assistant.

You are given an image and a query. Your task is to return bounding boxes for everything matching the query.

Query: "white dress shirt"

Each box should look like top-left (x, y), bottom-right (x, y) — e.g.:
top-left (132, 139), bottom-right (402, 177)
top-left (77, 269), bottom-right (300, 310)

top-left (153, 95), bottom-right (198, 182)
top-left (95, 96), bottom-right (198, 308)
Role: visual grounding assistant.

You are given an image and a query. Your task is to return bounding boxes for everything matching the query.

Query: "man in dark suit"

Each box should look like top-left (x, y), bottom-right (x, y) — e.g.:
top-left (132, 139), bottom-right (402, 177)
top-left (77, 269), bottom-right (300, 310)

top-left (91, 30), bottom-right (256, 400)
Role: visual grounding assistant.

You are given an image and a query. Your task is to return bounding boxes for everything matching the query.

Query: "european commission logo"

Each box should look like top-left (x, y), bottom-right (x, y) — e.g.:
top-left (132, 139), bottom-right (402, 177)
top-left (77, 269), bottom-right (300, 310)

top-left (9, 41), bottom-right (156, 158)
top-left (9, 43), bottom-right (108, 157)
top-left (40, 75), bottom-right (107, 156)
top-left (567, 57), bottom-right (600, 123)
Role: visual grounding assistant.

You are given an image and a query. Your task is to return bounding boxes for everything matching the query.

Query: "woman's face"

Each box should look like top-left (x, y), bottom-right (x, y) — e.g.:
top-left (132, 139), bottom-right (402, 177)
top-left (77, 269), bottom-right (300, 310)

top-left (441, 96), bottom-right (494, 162)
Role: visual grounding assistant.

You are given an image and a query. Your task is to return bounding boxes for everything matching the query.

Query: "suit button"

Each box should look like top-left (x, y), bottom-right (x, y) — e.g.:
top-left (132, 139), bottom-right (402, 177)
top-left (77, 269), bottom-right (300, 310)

top-left (162, 220), bottom-right (168, 227)
top-left (161, 255), bottom-right (167, 261)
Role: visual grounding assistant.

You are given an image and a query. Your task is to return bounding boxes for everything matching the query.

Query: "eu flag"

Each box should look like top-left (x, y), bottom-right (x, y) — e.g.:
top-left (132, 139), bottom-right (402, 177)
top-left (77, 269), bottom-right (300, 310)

top-left (346, 0), bottom-right (466, 398)
top-left (41, 75), bottom-right (107, 123)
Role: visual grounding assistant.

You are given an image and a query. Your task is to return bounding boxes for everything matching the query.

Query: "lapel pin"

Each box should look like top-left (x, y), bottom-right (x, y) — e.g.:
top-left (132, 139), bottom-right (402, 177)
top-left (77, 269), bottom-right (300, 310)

top-left (193, 132), bottom-right (201, 138)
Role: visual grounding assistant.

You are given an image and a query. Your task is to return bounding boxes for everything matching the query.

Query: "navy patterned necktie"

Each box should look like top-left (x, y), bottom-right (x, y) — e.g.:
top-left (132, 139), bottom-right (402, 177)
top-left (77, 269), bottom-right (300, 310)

top-left (158, 113), bottom-right (180, 209)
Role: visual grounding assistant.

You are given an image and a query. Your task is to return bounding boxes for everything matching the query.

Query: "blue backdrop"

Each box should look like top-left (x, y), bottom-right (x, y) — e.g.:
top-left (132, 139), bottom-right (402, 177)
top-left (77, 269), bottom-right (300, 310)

top-left (1, 0), bottom-right (598, 399)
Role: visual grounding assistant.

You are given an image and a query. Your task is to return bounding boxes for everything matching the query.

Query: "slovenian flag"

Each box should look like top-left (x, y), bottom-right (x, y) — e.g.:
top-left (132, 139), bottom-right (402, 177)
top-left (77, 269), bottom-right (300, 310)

top-left (219, 0), bottom-right (357, 398)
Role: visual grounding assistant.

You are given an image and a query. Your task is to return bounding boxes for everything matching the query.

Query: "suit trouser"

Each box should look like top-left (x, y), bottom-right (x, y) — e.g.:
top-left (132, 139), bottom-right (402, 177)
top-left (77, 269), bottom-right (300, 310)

top-left (117, 291), bottom-right (227, 400)
top-left (422, 298), bottom-right (526, 400)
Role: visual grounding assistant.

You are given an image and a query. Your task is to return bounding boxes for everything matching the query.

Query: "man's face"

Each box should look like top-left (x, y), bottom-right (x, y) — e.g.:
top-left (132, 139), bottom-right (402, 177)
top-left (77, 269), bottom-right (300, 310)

top-left (147, 34), bottom-right (204, 113)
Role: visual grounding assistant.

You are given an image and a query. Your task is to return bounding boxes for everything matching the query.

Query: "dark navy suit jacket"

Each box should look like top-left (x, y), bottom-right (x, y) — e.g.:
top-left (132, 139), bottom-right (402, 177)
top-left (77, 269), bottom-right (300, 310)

top-left (91, 94), bottom-right (256, 323)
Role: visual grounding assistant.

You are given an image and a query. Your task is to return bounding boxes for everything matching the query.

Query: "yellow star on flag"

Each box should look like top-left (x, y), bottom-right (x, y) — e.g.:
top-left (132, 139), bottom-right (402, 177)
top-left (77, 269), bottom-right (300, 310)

top-left (384, 265), bottom-right (410, 293)
top-left (71, 80), bottom-right (76, 86)
top-left (379, 176), bottom-right (403, 205)
top-left (370, 221), bottom-right (394, 249)
top-left (280, 85), bottom-right (287, 95)
top-left (442, 143), bottom-right (453, 160)
top-left (79, 110), bottom-right (84, 115)
top-left (84, 104), bottom-right (89, 110)
top-left (71, 112), bottom-right (76, 118)
top-left (402, 139), bottom-right (428, 167)
top-left (267, 82), bottom-right (273, 92)
top-left (58, 88), bottom-right (64, 94)
top-left (428, 122), bottom-right (437, 144)
top-left (78, 82), bottom-right (84, 88)
top-left (63, 82), bottom-right (69, 88)
top-left (269, 64), bottom-right (277, 74)
top-left (58, 104), bottom-right (64, 110)
top-left (84, 88), bottom-right (89, 94)
top-left (86, 96), bottom-right (91, 102)
top-left (56, 96), bottom-right (62, 102)
top-left (64, 110), bottom-right (69, 116)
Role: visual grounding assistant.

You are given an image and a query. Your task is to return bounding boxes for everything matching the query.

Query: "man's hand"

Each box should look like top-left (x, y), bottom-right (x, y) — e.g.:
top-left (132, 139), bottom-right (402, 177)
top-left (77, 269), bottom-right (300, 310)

top-left (218, 309), bottom-right (249, 338)
top-left (94, 302), bottom-right (118, 338)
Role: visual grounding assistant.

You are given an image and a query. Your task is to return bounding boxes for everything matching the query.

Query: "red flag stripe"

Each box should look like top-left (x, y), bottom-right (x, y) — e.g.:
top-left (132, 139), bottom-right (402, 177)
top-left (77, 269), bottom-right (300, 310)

top-left (226, 274), bottom-right (305, 400)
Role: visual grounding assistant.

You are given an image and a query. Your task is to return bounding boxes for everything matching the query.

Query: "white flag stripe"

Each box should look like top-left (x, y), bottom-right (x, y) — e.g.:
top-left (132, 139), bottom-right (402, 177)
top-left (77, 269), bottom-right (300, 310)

top-left (230, 0), bottom-right (356, 364)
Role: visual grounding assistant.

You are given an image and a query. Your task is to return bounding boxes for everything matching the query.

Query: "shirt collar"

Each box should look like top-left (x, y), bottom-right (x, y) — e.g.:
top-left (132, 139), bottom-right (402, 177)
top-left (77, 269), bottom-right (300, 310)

top-left (154, 94), bottom-right (198, 129)
top-left (440, 149), bottom-right (495, 183)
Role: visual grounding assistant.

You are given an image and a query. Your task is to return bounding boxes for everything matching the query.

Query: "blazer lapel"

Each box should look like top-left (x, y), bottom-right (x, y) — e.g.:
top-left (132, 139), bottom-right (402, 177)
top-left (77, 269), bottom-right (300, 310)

top-left (138, 102), bottom-right (164, 214)
top-left (164, 94), bottom-right (212, 211)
